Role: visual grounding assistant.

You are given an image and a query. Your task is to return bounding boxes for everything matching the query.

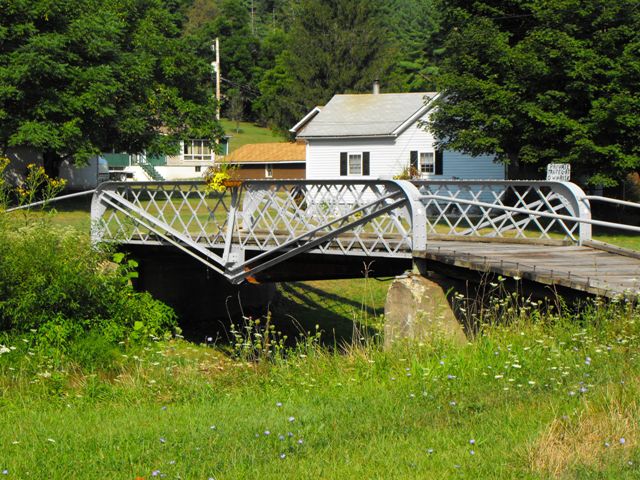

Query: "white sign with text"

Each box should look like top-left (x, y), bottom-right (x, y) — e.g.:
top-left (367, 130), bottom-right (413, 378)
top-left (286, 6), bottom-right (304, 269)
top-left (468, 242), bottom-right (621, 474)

top-left (546, 163), bottom-right (571, 181)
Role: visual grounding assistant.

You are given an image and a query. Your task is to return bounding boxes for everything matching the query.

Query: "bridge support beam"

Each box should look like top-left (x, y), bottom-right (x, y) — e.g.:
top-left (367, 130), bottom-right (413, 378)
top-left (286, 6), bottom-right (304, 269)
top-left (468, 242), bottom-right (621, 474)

top-left (384, 272), bottom-right (467, 348)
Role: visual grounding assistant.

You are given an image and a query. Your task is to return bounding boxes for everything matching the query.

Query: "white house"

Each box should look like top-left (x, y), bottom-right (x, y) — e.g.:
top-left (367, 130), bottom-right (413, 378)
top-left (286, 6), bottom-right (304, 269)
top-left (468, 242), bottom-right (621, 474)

top-left (290, 91), bottom-right (505, 181)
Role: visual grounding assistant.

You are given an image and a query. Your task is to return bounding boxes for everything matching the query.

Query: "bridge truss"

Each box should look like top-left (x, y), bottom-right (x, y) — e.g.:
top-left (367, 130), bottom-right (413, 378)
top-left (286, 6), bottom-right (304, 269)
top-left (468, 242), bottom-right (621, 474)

top-left (91, 179), bottom-right (601, 284)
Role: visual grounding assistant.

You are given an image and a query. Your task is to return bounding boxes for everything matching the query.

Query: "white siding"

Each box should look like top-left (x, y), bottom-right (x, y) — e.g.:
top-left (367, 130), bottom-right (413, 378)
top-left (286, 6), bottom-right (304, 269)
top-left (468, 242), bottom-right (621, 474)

top-left (305, 114), bottom-right (505, 181)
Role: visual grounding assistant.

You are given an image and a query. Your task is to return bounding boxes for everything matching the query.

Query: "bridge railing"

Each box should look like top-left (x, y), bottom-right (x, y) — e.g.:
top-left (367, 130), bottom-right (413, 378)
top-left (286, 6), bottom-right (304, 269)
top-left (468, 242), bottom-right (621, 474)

top-left (91, 179), bottom-right (605, 282)
top-left (91, 180), bottom-right (424, 281)
top-left (411, 180), bottom-right (592, 245)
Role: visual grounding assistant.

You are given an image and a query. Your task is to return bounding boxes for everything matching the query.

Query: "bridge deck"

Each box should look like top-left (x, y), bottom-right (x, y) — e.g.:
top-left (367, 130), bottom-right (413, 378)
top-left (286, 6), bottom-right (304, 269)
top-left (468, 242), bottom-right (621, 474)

top-left (418, 241), bottom-right (640, 298)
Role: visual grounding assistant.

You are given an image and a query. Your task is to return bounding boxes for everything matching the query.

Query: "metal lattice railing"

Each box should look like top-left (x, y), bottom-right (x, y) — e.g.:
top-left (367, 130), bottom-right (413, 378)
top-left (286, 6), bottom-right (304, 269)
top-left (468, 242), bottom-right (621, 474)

top-left (91, 179), bottom-right (593, 282)
top-left (411, 180), bottom-right (592, 244)
top-left (91, 180), bottom-right (425, 282)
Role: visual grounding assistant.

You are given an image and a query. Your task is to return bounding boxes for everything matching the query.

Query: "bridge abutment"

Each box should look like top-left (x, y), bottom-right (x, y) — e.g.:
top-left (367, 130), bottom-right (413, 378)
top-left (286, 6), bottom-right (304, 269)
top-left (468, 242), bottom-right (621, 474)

top-left (384, 272), bottom-right (467, 348)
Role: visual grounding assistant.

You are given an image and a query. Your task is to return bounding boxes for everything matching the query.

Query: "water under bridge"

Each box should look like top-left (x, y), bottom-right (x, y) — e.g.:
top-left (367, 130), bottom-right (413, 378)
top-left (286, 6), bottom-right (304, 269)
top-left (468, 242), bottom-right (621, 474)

top-left (89, 179), bottom-right (640, 300)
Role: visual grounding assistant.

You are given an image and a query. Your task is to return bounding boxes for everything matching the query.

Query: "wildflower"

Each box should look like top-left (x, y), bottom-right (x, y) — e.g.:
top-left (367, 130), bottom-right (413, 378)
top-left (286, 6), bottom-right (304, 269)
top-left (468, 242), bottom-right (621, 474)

top-left (210, 425), bottom-right (217, 430)
top-left (276, 402), bottom-right (283, 407)
top-left (2, 470), bottom-right (7, 475)
top-left (620, 437), bottom-right (626, 445)
top-left (470, 450), bottom-right (475, 455)
top-left (297, 439), bottom-right (304, 445)
top-left (152, 470), bottom-right (160, 477)
top-left (264, 430), bottom-right (270, 436)
top-left (469, 439), bottom-right (475, 445)
top-left (288, 416), bottom-right (295, 422)
top-left (279, 453), bottom-right (286, 459)
top-left (278, 434), bottom-right (285, 441)
top-left (605, 442), bottom-right (610, 448)
top-left (427, 448), bottom-right (434, 454)
top-left (447, 374), bottom-right (456, 380)
top-left (159, 437), bottom-right (166, 444)
top-left (585, 357), bottom-right (591, 365)
top-left (449, 401), bottom-right (457, 407)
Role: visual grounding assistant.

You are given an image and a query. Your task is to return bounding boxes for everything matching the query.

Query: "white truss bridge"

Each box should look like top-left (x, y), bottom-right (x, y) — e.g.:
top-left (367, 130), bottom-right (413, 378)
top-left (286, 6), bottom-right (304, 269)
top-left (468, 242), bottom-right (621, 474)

top-left (90, 179), bottom-right (640, 297)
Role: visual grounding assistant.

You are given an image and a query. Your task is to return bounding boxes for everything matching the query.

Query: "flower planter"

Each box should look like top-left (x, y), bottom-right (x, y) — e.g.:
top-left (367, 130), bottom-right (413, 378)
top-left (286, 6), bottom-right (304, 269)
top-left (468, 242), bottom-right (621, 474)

top-left (222, 179), bottom-right (243, 188)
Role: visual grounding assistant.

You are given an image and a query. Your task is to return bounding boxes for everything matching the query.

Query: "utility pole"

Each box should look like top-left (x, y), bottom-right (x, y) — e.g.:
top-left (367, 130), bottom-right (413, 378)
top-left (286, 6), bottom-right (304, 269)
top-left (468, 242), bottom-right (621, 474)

top-left (211, 37), bottom-right (221, 120)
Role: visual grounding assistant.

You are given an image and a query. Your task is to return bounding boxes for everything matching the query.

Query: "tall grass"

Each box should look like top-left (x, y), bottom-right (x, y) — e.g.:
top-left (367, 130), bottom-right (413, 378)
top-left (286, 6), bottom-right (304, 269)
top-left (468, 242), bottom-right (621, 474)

top-left (0, 295), bottom-right (639, 479)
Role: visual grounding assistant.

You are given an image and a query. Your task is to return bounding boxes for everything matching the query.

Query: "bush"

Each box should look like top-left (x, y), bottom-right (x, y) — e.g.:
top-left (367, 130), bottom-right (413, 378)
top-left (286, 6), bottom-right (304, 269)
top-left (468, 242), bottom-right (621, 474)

top-left (0, 218), bottom-right (177, 352)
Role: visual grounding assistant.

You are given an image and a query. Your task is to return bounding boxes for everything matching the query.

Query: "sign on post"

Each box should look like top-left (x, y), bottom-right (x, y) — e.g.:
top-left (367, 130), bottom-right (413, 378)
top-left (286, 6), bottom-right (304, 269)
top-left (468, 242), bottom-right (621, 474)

top-left (546, 163), bottom-right (570, 182)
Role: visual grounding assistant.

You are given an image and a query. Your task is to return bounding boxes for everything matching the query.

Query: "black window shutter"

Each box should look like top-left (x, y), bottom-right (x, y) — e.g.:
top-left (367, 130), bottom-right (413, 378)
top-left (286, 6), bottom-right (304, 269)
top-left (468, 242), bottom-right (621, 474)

top-left (340, 152), bottom-right (347, 176)
top-left (410, 151), bottom-right (418, 171)
top-left (435, 149), bottom-right (443, 175)
top-left (362, 152), bottom-right (370, 176)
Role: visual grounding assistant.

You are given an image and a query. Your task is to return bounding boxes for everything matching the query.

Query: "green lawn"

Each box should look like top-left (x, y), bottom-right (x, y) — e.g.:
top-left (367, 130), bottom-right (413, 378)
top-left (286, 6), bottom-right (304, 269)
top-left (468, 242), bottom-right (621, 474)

top-left (1, 305), bottom-right (639, 479)
top-left (3, 201), bottom-right (640, 478)
top-left (220, 119), bottom-right (286, 153)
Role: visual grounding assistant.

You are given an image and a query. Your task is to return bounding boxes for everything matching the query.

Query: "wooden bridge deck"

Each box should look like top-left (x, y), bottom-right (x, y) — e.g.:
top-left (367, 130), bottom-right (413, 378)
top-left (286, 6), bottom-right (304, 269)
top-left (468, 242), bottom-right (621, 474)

top-left (417, 240), bottom-right (640, 298)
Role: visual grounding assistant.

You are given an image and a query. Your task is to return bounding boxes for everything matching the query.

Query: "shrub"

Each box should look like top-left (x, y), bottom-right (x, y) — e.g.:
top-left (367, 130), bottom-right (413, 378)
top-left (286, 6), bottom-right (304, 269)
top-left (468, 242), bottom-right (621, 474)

top-left (0, 218), bottom-right (177, 352)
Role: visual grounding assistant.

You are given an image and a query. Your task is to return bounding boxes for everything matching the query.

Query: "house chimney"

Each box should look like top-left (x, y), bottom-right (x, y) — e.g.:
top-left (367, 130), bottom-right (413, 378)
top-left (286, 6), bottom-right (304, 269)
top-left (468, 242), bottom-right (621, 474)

top-left (372, 80), bottom-right (380, 95)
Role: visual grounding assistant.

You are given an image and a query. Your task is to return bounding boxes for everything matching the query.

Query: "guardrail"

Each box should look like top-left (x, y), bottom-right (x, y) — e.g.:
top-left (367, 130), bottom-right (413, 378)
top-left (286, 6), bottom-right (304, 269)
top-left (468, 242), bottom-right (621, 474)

top-left (411, 180), bottom-right (592, 245)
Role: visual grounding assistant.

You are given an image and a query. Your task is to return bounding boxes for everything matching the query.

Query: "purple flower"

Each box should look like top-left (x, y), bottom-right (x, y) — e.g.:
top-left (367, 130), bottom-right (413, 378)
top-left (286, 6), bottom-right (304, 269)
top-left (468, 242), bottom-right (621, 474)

top-left (620, 437), bottom-right (626, 445)
top-left (469, 439), bottom-right (475, 445)
top-left (152, 470), bottom-right (160, 477)
top-left (470, 450), bottom-right (475, 455)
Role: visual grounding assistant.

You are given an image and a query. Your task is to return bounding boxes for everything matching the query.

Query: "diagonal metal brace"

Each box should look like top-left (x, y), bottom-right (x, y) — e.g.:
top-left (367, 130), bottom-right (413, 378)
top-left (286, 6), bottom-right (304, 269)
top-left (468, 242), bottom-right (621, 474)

top-left (227, 195), bottom-right (407, 283)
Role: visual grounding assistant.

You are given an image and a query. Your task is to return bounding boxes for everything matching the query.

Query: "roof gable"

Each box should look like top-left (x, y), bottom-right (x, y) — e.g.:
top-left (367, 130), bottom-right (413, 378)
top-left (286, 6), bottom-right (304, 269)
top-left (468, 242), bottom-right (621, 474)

top-left (295, 92), bottom-right (438, 138)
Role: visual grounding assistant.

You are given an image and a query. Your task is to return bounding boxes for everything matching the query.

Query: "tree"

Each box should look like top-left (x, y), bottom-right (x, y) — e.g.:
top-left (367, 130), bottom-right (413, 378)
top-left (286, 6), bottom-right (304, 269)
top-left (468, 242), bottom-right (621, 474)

top-left (384, 0), bottom-right (442, 92)
top-left (0, 0), bottom-right (223, 174)
top-left (255, 0), bottom-right (396, 133)
top-left (430, 0), bottom-right (640, 185)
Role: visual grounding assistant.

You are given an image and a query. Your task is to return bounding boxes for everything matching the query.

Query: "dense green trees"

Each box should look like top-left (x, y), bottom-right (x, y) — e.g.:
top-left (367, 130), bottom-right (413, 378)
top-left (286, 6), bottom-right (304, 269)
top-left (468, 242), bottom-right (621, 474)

top-left (430, 0), bottom-right (640, 185)
top-left (254, 0), bottom-right (397, 133)
top-left (3, 0), bottom-right (635, 182)
top-left (185, 0), bottom-right (442, 133)
top-left (0, 0), bottom-right (223, 172)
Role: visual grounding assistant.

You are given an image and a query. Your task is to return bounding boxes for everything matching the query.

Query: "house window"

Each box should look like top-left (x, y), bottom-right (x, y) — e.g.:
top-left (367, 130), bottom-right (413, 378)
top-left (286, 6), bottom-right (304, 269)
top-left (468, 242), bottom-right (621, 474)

top-left (348, 154), bottom-right (362, 175)
top-left (420, 152), bottom-right (435, 174)
top-left (195, 166), bottom-right (202, 173)
top-left (183, 140), bottom-right (214, 161)
top-left (265, 163), bottom-right (273, 178)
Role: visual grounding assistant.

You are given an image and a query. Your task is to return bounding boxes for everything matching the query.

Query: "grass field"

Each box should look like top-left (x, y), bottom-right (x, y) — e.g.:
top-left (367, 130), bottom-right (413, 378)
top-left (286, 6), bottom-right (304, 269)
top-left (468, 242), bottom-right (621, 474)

top-left (1, 303), bottom-right (639, 479)
top-left (220, 119), bottom-right (286, 153)
top-left (3, 197), bottom-right (640, 478)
